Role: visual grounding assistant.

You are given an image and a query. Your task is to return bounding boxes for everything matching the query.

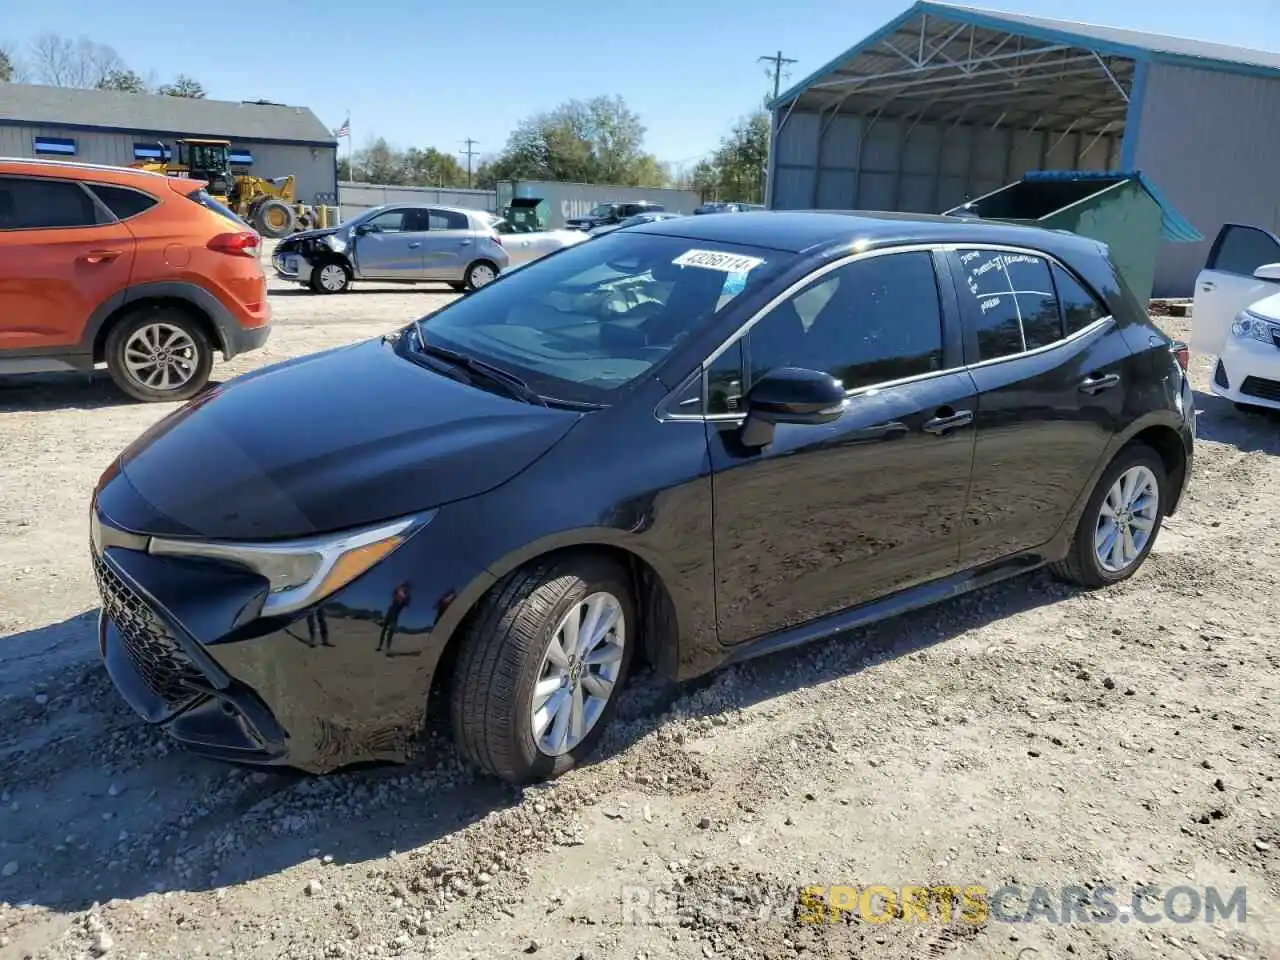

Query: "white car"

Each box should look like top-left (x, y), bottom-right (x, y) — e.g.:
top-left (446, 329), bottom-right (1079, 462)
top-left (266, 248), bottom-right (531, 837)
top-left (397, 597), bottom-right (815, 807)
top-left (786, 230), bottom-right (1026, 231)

top-left (1191, 223), bottom-right (1280, 409)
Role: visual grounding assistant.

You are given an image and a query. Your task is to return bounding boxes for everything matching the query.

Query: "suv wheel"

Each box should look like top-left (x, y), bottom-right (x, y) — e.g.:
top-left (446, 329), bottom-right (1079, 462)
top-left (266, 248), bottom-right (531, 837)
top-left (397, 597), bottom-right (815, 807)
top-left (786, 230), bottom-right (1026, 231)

top-left (104, 308), bottom-right (214, 403)
top-left (464, 261), bottom-right (498, 291)
top-left (1050, 444), bottom-right (1166, 588)
top-left (450, 554), bottom-right (635, 784)
top-left (310, 260), bottom-right (351, 294)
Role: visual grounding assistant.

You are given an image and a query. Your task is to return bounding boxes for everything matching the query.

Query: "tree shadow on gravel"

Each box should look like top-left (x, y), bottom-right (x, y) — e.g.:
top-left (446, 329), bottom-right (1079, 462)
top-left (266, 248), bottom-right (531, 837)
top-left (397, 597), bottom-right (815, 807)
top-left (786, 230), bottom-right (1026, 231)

top-left (1192, 389), bottom-right (1280, 454)
top-left (1, 564), bottom-right (1071, 915)
top-left (0, 374), bottom-right (226, 413)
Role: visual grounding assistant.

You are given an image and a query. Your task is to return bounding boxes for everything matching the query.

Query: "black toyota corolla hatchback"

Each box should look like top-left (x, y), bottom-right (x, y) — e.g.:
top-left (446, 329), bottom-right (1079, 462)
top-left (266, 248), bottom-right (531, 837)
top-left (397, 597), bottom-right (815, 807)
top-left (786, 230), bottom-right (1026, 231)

top-left (91, 211), bottom-right (1194, 783)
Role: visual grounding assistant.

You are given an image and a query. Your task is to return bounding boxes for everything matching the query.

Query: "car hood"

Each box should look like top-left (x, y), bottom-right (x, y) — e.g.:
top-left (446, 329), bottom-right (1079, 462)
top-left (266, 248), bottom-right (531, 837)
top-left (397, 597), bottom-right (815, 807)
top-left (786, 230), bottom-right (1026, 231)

top-left (97, 338), bottom-right (583, 540)
top-left (281, 226), bottom-right (340, 243)
top-left (1247, 290), bottom-right (1280, 323)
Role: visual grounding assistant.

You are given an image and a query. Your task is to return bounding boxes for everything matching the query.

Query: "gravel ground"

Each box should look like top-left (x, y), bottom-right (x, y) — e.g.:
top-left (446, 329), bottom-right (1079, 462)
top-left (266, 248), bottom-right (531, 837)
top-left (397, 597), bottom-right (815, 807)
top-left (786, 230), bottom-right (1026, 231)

top-left (1, 271), bottom-right (1278, 960)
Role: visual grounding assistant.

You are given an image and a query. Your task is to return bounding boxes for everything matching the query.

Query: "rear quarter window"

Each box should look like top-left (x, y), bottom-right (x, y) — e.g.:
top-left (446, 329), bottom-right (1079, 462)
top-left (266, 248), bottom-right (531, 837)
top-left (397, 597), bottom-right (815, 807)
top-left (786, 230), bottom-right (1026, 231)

top-left (186, 188), bottom-right (250, 229)
top-left (89, 184), bottom-right (159, 221)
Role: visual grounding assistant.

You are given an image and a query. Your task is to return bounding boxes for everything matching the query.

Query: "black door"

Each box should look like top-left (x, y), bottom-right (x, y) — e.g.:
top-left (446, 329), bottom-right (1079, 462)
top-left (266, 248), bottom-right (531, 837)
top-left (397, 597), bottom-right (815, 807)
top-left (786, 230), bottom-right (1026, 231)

top-left (946, 247), bottom-right (1131, 568)
top-left (706, 249), bottom-right (978, 646)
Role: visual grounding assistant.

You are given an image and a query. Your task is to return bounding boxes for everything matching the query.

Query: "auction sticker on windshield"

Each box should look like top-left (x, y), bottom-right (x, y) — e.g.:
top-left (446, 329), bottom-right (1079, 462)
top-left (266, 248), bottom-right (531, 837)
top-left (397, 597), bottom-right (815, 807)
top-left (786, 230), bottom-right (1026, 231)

top-left (672, 249), bottom-right (765, 273)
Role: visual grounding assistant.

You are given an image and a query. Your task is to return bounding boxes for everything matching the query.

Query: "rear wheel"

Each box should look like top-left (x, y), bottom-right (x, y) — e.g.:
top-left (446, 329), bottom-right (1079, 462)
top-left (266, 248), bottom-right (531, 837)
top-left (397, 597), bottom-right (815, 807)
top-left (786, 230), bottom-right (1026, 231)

top-left (464, 260), bottom-right (498, 291)
top-left (104, 308), bottom-right (214, 403)
top-left (450, 555), bottom-right (635, 784)
top-left (309, 259), bottom-right (351, 294)
top-left (1050, 444), bottom-right (1166, 588)
top-left (254, 200), bottom-right (296, 239)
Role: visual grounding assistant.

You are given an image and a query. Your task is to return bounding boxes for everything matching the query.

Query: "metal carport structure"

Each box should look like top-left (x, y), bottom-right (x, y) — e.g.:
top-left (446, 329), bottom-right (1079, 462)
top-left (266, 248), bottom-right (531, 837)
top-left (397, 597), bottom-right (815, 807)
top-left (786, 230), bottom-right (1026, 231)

top-left (768, 1), bottom-right (1280, 295)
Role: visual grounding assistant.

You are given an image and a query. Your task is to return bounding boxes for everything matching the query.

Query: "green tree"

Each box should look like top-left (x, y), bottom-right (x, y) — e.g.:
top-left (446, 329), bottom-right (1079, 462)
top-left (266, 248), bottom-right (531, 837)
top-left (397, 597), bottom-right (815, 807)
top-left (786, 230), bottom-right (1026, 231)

top-left (699, 111), bottom-right (770, 203)
top-left (0, 47), bottom-right (15, 82)
top-left (158, 74), bottom-right (206, 98)
top-left (492, 95), bottom-right (665, 186)
top-left (404, 146), bottom-right (468, 187)
top-left (97, 68), bottom-right (148, 93)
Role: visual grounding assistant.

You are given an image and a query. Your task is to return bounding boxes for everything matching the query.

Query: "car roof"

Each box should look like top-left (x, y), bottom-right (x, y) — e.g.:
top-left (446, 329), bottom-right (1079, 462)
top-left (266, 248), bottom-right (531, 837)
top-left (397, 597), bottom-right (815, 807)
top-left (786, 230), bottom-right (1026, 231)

top-left (628, 209), bottom-right (1105, 258)
top-left (364, 202), bottom-right (479, 215)
top-left (0, 156), bottom-right (180, 184)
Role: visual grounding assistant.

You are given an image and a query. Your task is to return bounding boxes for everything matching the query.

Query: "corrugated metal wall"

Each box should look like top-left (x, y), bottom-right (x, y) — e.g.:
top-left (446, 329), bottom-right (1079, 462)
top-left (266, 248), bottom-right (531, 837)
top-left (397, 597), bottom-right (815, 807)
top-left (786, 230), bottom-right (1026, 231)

top-left (1132, 63), bottom-right (1280, 297)
top-left (771, 111), bottom-right (1121, 214)
top-left (0, 124), bottom-right (337, 207)
top-left (338, 182), bottom-right (498, 220)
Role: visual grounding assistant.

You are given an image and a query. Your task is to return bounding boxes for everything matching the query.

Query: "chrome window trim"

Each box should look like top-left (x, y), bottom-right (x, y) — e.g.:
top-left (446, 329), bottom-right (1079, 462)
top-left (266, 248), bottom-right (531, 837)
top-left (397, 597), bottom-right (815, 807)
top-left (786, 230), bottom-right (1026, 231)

top-left (655, 240), bottom-right (1116, 423)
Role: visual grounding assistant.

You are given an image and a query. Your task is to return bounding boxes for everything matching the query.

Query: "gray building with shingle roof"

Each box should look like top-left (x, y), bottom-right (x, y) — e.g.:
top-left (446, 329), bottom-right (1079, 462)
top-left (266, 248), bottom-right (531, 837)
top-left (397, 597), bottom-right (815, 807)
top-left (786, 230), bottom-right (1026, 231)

top-left (0, 83), bottom-right (339, 205)
top-left (768, 1), bottom-right (1280, 295)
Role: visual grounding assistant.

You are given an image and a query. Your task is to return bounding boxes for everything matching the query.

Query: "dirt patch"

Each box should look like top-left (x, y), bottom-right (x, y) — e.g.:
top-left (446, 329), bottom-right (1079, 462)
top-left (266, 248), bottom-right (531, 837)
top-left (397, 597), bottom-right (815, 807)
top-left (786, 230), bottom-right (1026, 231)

top-left (1, 307), bottom-right (1278, 960)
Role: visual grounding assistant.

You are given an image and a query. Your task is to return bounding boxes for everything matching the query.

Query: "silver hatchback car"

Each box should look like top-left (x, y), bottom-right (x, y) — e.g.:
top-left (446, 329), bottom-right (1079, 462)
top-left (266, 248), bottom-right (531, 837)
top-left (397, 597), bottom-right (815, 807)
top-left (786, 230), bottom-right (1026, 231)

top-left (272, 204), bottom-right (510, 294)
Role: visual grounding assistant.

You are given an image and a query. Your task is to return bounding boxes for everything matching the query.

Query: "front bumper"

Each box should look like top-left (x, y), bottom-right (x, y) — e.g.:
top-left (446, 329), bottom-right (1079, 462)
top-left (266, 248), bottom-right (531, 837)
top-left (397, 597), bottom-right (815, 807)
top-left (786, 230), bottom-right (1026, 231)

top-left (1208, 335), bottom-right (1280, 410)
top-left (272, 250), bottom-right (313, 284)
top-left (90, 522), bottom-right (449, 773)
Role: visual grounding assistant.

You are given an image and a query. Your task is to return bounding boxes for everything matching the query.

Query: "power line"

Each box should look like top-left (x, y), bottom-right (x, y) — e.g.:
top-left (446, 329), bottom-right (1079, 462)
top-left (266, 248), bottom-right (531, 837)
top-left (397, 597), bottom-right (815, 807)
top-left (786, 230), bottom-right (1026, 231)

top-left (460, 138), bottom-right (479, 189)
top-left (758, 50), bottom-right (798, 101)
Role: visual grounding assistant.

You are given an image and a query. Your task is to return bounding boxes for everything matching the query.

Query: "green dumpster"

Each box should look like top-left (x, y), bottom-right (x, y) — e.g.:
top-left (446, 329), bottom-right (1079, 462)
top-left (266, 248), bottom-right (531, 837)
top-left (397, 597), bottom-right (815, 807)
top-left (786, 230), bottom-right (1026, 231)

top-left (945, 170), bottom-right (1202, 306)
top-left (505, 196), bottom-right (547, 233)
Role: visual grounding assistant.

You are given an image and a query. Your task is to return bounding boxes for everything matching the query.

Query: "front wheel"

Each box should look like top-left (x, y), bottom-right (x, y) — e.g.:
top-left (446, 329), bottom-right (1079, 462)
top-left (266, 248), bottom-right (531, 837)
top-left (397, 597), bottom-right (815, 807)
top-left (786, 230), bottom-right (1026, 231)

top-left (1050, 444), bottom-right (1166, 588)
top-left (449, 555), bottom-right (635, 784)
top-left (464, 260), bottom-right (498, 291)
top-left (309, 259), bottom-right (351, 294)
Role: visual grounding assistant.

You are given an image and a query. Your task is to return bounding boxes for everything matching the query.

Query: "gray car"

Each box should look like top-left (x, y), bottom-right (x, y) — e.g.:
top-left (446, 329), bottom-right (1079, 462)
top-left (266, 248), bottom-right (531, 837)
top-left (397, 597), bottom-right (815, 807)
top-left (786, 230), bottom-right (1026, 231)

top-left (272, 204), bottom-right (510, 294)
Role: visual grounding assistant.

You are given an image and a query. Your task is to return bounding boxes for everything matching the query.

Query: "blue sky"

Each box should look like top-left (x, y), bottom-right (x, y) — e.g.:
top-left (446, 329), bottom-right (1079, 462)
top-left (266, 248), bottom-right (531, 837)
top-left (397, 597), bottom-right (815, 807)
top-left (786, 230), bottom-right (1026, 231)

top-left (4, 0), bottom-right (1278, 170)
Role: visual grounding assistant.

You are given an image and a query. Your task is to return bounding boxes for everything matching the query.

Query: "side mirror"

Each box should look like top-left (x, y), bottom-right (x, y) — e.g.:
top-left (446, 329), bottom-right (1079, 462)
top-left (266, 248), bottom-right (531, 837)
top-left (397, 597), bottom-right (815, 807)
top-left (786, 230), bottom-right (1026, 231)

top-left (354, 223), bottom-right (375, 236)
top-left (740, 367), bottom-right (845, 448)
top-left (1254, 262), bottom-right (1280, 282)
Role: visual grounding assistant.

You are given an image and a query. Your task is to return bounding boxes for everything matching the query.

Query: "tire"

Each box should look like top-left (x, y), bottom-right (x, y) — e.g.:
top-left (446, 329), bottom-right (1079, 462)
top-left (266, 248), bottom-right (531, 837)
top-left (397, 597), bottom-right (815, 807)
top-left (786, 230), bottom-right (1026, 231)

top-left (254, 200), bottom-right (296, 239)
top-left (1050, 444), bottom-right (1166, 588)
top-left (464, 260), bottom-right (499, 292)
top-left (448, 282), bottom-right (467, 293)
top-left (450, 554), bottom-right (636, 784)
top-left (104, 307), bottom-right (214, 403)
top-left (309, 259), bottom-right (351, 294)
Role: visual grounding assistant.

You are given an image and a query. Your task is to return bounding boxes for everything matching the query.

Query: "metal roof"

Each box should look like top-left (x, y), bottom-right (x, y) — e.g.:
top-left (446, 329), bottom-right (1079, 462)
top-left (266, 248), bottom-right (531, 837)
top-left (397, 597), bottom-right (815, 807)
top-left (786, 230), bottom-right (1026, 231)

top-left (0, 83), bottom-right (336, 146)
top-left (775, 2), bottom-right (1280, 134)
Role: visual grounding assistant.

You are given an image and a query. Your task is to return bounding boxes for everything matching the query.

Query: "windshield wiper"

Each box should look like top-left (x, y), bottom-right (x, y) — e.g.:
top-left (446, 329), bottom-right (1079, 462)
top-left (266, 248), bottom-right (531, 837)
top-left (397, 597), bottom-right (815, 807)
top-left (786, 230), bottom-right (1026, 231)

top-left (412, 333), bottom-right (547, 407)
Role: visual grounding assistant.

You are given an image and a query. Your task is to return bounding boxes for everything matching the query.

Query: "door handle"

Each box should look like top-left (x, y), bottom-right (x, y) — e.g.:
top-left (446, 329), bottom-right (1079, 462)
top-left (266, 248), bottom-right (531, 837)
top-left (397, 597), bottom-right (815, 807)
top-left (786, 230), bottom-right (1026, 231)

top-left (408, 241), bottom-right (421, 249)
top-left (459, 240), bottom-right (472, 247)
top-left (81, 249), bottom-right (123, 264)
top-left (1201, 281), bottom-right (1216, 291)
top-left (1079, 372), bottom-right (1120, 394)
top-left (922, 408), bottom-right (973, 435)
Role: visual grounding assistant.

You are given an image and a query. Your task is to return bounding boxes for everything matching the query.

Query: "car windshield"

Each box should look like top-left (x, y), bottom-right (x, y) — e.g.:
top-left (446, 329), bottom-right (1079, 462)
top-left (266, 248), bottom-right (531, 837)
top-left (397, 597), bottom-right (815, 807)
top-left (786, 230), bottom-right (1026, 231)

top-left (588, 203), bottom-right (616, 218)
top-left (416, 232), bottom-right (792, 405)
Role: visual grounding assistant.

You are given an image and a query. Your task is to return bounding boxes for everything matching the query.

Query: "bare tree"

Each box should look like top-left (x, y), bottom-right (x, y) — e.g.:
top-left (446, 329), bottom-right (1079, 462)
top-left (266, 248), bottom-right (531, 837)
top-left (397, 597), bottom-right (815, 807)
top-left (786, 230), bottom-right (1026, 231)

top-left (29, 33), bottom-right (127, 88)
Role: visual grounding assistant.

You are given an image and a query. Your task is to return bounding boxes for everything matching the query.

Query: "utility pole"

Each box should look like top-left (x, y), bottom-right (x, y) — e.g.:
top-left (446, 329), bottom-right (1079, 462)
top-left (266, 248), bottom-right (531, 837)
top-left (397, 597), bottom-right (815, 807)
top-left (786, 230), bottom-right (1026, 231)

top-left (460, 138), bottom-right (479, 189)
top-left (758, 50), bottom-right (797, 101)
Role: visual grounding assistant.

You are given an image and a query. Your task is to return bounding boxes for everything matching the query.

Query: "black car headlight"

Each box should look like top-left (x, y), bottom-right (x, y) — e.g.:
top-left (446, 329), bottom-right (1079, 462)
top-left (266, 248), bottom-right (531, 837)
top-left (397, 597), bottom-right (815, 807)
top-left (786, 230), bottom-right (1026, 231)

top-left (148, 512), bottom-right (433, 616)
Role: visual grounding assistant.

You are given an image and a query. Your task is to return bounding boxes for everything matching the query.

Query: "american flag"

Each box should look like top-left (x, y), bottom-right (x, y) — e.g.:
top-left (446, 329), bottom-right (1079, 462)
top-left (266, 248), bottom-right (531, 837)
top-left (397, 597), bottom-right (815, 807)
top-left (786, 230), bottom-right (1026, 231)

top-left (334, 117), bottom-right (351, 138)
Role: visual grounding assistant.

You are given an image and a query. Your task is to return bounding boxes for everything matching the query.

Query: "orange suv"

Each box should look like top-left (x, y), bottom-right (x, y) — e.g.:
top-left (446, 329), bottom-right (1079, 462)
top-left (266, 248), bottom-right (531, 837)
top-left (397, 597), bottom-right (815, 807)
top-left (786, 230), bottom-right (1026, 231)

top-left (0, 158), bottom-right (271, 402)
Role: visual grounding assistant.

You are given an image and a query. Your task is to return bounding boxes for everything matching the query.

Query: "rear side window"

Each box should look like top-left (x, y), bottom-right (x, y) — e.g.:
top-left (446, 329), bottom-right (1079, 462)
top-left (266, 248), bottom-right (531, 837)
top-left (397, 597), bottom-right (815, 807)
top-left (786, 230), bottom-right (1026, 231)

top-left (428, 209), bottom-right (469, 231)
top-left (956, 249), bottom-right (1062, 360)
top-left (1209, 225), bottom-right (1280, 276)
top-left (1052, 264), bottom-right (1110, 335)
top-left (89, 184), bottom-right (159, 221)
top-left (0, 176), bottom-right (99, 230)
top-left (186, 188), bottom-right (248, 228)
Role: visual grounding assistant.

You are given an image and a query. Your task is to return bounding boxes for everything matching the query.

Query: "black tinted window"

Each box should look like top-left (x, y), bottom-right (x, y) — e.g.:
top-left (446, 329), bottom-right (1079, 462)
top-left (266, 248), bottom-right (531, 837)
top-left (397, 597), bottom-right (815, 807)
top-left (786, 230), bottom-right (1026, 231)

top-left (957, 249), bottom-right (1061, 359)
top-left (1209, 225), bottom-right (1280, 276)
top-left (0, 177), bottom-right (98, 230)
top-left (428, 209), bottom-right (469, 231)
top-left (1052, 264), bottom-right (1109, 335)
top-left (90, 184), bottom-right (158, 221)
top-left (187, 188), bottom-right (248, 228)
top-left (746, 252), bottom-right (944, 392)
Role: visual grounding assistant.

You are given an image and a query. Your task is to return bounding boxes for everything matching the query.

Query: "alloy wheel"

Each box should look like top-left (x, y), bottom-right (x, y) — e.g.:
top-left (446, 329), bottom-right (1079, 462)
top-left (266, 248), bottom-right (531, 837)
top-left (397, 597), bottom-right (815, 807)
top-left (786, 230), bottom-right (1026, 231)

top-left (469, 264), bottom-right (496, 289)
top-left (531, 591), bottom-right (626, 756)
top-left (1094, 465), bottom-right (1159, 573)
top-left (123, 323), bottom-right (199, 393)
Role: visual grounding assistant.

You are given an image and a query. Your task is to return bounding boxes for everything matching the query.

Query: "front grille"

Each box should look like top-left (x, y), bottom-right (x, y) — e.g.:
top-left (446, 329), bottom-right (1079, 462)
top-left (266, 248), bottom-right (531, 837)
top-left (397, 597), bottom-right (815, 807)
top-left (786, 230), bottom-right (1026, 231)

top-left (1241, 376), bottom-right (1280, 403)
top-left (92, 550), bottom-right (206, 711)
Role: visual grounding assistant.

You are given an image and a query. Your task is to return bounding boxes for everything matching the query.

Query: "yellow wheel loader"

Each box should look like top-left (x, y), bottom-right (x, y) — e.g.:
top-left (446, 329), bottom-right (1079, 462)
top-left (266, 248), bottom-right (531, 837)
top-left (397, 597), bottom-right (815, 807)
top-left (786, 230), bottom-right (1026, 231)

top-left (131, 139), bottom-right (317, 238)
